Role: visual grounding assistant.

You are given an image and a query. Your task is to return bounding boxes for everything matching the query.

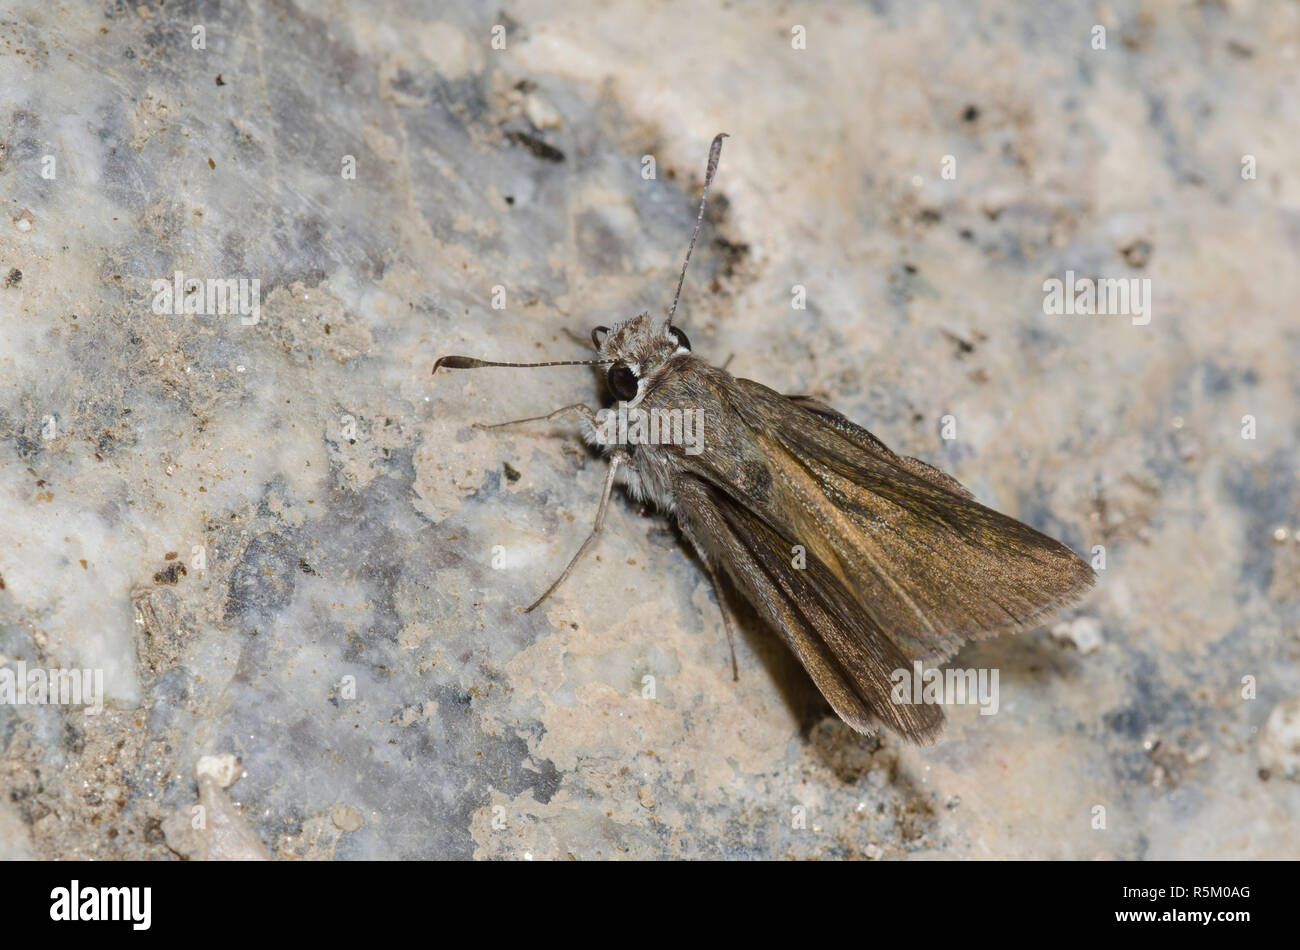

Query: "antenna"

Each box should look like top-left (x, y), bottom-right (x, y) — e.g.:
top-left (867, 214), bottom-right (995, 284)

top-left (432, 355), bottom-right (614, 374)
top-left (666, 132), bottom-right (729, 324)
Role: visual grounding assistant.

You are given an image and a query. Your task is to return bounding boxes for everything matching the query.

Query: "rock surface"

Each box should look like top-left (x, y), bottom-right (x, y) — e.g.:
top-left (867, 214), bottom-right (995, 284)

top-left (1, 0), bottom-right (1297, 859)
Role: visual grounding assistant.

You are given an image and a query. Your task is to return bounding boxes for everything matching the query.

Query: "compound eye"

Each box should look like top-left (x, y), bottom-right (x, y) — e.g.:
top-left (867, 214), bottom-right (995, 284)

top-left (667, 325), bottom-right (691, 351)
top-left (591, 326), bottom-right (610, 350)
top-left (606, 362), bottom-right (639, 402)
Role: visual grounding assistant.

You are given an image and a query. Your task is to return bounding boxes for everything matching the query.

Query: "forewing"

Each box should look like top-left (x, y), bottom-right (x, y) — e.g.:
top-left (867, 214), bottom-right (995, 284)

top-left (672, 472), bottom-right (945, 744)
top-left (727, 378), bottom-right (1096, 661)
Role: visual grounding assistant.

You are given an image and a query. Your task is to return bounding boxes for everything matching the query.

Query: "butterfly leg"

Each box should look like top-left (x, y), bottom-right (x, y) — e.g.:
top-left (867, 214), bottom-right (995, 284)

top-left (475, 403), bottom-right (597, 431)
top-left (560, 327), bottom-right (595, 349)
top-left (679, 521), bottom-right (740, 681)
top-left (523, 451), bottom-right (626, 613)
top-left (705, 563), bottom-right (740, 682)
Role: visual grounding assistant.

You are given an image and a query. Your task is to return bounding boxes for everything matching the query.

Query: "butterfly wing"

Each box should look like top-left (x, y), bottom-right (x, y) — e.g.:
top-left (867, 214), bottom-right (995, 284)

top-left (643, 362), bottom-right (1093, 741)
top-left (720, 377), bottom-right (1096, 664)
top-left (671, 472), bottom-right (946, 743)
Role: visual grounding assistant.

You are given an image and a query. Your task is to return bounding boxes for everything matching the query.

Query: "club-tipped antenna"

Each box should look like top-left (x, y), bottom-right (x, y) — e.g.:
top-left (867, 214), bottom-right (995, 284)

top-left (666, 132), bottom-right (729, 324)
top-left (433, 355), bottom-right (615, 374)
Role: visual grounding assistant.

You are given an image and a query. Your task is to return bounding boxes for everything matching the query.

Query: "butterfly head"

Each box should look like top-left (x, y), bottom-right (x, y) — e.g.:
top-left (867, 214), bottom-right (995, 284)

top-left (589, 313), bottom-right (692, 407)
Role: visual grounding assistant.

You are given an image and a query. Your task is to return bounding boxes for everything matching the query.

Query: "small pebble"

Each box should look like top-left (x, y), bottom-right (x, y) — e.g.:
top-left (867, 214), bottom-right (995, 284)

top-left (332, 806), bottom-right (363, 832)
top-left (1259, 698), bottom-right (1300, 780)
top-left (1051, 617), bottom-right (1103, 654)
top-left (524, 93), bottom-right (563, 130)
top-left (195, 754), bottom-right (241, 788)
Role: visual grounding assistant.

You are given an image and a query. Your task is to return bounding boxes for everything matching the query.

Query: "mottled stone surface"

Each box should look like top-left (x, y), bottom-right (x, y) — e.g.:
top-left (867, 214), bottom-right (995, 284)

top-left (1, 0), bottom-right (1297, 859)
